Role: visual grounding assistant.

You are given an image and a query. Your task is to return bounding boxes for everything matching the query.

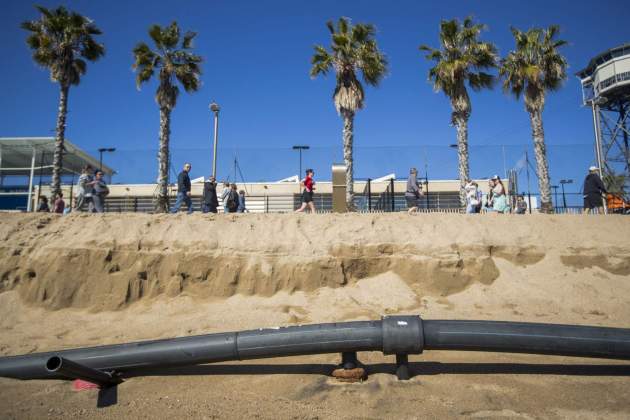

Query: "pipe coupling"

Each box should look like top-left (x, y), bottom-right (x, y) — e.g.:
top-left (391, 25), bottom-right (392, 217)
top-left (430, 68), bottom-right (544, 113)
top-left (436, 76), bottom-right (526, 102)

top-left (382, 315), bottom-right (424, 355)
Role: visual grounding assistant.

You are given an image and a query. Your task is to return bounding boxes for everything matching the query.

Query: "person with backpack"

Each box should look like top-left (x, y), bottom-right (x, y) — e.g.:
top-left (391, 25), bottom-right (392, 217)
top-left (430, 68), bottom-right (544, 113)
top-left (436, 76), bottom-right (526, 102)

top-left (295, 169), bottom-right (316, 213)
top-left (226, 183), bottom-right (239, 213)
top-left (92, 170), bottom-right (109, 213)
top-left (220, 181), bottom-right (230, 213)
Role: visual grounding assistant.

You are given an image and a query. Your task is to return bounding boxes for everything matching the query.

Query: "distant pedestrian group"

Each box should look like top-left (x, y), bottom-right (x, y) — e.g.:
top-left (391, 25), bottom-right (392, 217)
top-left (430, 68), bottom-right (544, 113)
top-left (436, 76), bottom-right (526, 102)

top-left (74, 165), bottom-right (109, 213)
top-left (170, 163), bottom-right (248, 214)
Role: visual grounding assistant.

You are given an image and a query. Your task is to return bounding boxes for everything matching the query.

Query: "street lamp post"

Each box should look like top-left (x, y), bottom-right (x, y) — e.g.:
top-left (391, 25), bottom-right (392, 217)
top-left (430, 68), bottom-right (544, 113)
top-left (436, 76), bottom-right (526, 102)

top-left (560, 179), bottom-right (573, 209)
top-left (98, 148), bottom-right (116, 171)
top-left (551, 185), bottom-right (559, 211)
top-left (292, 145), bottom-right (310, 178)
top-left (210, 102), bottom-right (220, 179)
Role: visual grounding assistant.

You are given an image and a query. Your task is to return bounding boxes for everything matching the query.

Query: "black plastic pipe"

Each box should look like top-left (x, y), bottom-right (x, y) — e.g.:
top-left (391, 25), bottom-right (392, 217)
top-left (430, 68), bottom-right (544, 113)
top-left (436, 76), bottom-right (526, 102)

top-left (1, 316), bottom-right (629, 381)
top-left (45, 356), bottom-right (121, 387)
top-left (422, 320), bottom-right (630, 359)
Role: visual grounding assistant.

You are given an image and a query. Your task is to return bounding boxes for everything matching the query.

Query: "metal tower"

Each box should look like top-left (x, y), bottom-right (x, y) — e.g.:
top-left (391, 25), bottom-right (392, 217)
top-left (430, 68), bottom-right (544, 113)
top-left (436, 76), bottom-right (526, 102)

top-left (577, 44), bottom-right (630, 199)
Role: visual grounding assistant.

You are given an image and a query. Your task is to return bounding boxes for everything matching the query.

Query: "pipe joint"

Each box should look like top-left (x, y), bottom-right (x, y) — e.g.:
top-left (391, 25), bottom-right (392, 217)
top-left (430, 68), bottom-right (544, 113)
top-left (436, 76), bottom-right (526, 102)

top-left (381, 315), bottom-right (424, 355)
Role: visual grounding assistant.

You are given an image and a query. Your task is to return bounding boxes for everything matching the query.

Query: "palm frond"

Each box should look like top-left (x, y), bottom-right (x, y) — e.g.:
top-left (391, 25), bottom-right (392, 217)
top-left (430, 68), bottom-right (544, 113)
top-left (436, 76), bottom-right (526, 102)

top-left (500, 25), bottom-right (568, 110)
top-left (182, 31), bottom-right (196, 49)
top-left (22, 5), bottom-right (104, 86)
top-left (311, 17), bottom-right (387, 113)
top-left (133, 21), bottom-right (202, 108)
top-left (148, 24), bottom-right (163, 48)
top-left (161, 22), bottom-right (180, 49)
top-left (421, 16), bottom-right (497, 106)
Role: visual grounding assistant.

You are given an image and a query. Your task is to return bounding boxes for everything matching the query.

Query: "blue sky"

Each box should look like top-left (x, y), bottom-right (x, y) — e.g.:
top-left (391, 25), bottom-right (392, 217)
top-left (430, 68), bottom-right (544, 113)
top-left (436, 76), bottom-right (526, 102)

top-left (1, 0), bottom-right (629, 191)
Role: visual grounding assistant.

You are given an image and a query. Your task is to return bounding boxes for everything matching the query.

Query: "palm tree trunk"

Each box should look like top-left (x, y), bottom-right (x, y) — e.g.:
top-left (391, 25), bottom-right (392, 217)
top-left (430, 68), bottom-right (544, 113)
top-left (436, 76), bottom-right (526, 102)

top-left (455, 117), bottom-right (470, 209)
top-left (51, 84), bottom-right (69, 198)
top-left (528, 108), bottom-right (553, 213)
top-left (156, 107), bottom-right (171, 213)
top-left (342, 110), bottom-right (355, 210)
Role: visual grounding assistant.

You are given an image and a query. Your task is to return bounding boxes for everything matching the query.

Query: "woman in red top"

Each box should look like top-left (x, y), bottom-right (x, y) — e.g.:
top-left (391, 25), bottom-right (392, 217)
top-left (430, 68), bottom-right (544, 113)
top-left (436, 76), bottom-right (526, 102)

top-left (295, 169), bottom-right (316, 213)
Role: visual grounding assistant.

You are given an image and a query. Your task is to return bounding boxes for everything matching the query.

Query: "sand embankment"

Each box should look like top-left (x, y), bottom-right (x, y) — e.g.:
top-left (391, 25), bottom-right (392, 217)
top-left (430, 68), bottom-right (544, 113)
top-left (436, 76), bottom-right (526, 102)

top-left (1, 212), bottom-right (630, 418)
top-left (1, 212), bottom-right (628, 312)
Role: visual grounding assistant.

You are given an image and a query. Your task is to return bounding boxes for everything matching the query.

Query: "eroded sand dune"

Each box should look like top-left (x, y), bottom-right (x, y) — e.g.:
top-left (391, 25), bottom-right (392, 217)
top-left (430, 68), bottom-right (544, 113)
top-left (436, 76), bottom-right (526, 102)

top-left (0, 212), bottom-right (629, 418)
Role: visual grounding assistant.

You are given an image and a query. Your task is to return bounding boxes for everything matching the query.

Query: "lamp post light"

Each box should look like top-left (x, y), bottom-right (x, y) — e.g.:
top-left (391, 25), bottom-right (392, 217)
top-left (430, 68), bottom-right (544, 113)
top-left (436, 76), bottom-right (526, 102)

top-left (210, 102), bottom-right (220, 179)
top-left (292, 145), bottom-right (310, 178)
top-left (98, 148), bottom-right (116, 171)
top-left (551, 185), bottom-right (559, 211)
top-left (559, 179), bottom-right (573, 209)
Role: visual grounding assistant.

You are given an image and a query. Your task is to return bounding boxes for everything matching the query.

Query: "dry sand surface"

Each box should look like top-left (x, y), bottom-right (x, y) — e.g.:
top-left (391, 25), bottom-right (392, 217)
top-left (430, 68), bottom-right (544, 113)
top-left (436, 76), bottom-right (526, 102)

top-left (0, 212), bottom-right (629, 419)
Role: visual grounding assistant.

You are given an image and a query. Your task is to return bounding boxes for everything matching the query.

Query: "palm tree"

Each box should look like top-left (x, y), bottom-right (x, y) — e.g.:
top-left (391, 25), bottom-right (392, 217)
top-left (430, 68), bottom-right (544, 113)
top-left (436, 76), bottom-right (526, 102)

top-left (500, 26), bottom-right (567, 213)
top-left (310, 17), bottom-right (387, 210)
top-left (21, 6), bottom-right (104, 198)
top-left (420, 17), bottom-right (498, 208)
top-left (133, 22), bottom-right (202, 212)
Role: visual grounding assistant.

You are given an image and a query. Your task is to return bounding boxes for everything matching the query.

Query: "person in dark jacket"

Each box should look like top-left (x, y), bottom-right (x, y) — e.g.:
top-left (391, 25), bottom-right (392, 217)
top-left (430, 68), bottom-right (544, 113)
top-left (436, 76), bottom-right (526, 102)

top-left (226, 183), bottom-right (239, 213)
top-left (37, 196), bottom-right (50, 212)
top-left (171, 163), bottom-right (193, 214)
top-left (583, 166), bottom-right (607, 214)
top-left (202, 176), bottom-right (219, 213)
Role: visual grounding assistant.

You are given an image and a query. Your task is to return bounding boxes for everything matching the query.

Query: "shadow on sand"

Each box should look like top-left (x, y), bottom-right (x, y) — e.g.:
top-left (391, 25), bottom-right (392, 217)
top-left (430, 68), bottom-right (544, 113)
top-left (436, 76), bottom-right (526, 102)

top-left (122, 361), bottom-right (630, 379)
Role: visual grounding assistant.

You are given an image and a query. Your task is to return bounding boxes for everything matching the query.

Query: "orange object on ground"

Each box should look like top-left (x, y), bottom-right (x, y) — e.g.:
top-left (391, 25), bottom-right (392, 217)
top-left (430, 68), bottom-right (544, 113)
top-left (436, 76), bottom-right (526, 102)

top-left (607, 193), bottom-right (630, 212)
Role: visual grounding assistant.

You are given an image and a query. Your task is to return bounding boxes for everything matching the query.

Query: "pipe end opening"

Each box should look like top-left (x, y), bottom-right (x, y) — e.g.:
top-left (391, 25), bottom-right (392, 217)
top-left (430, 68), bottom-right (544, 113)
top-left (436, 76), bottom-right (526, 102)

top-left (45, 356), bottom-right (63, 372)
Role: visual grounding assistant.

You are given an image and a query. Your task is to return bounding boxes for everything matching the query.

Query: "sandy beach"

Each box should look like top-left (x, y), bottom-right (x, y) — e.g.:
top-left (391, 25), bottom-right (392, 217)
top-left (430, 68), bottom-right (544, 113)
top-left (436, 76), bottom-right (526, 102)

top-left (1, 212), bottom-right (629, 419)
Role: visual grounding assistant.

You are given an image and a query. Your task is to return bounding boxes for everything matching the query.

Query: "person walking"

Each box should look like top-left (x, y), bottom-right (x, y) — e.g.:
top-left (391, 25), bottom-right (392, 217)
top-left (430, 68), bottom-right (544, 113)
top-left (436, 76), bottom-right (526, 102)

top-left (405, 167), bottom-right (423, 214)
top-left (464, 180), bottom-right (479, 214)
top-left (52, 193), bottom-right (65, 214)
top-left (484, 179), bottom-right (495, 211)
top-left (171, 163), bottom-right (193, 214)
top-left (202, 176), bottom-right (219, 214)
top-left (237, 190), bottom-right (247, 213)
top-left (225, 183), bottom-right (240, 213)
top-left (92, 170), bottom-right (109, 213)
top-left (490, 175), bottom-right (509, 213)
top-left (295, 169), bottom-right (316, 213)
top-left (474, 182), bottom-right (483, 213)
top-left (583, 166), bottom-right (607, 214)
top-left (36, 196), bottom-right (50, 212)
top-left (220, 181), bottom-right (230, 213)
top-left (74, 165), bottom-right (94, 212)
